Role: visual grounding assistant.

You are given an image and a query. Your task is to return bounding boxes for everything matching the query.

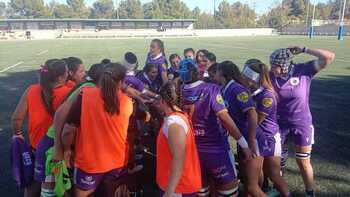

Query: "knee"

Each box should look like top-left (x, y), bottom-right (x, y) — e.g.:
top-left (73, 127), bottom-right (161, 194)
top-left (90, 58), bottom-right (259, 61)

top-left (246, 185), bottom-right (260, 195)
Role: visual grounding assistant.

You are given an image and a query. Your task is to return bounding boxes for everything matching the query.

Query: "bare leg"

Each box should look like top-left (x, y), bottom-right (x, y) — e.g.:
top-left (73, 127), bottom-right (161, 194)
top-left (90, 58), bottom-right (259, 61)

top-left (295, 145), bottom-right (314, 192)
top-left (264, 156), bottom-right (290, 197)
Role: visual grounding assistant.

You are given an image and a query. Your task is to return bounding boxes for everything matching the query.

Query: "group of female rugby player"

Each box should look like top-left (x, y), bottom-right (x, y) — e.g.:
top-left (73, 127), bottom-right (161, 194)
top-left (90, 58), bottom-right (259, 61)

top-left (11, 39), bottom-right (335, 197)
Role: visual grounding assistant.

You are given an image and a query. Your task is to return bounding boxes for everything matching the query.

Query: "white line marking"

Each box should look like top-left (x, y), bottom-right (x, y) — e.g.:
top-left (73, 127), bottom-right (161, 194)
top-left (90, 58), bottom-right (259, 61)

top-left (36, 50), bottom-right (48, 56)
top-left (336, 59), bottom-right (350, 63)
top-left (0, 61), bottom-right (24, 73)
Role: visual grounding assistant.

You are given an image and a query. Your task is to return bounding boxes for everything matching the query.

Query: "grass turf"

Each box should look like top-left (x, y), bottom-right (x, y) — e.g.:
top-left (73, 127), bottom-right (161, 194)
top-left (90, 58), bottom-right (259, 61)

top-left (0, 36), bottom-right (349, 196)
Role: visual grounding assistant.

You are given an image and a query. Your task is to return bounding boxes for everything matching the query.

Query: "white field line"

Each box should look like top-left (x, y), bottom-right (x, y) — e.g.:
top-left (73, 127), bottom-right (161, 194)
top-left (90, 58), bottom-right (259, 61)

top-left (0, 61), bottom-right (24, 73)
top-left (36, 50), bottom-right (48, 56)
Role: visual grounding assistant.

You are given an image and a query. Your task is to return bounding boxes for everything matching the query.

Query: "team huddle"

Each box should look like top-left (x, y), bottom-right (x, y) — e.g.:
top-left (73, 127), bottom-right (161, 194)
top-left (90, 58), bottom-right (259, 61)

top-left (10, 39), bottom-right (335, 197)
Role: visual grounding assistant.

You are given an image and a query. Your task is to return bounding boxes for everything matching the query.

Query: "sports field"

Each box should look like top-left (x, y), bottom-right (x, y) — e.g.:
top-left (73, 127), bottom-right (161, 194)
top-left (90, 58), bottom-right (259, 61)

top-left (0, 36), bottom-right (349, 196)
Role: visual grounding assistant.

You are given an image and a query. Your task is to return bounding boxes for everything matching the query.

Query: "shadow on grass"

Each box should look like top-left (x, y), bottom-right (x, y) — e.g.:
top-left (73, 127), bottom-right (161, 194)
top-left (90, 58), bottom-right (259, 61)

top-left (310, 75), bottom-right (350, 166)
top-left (0, 70), bottom-right (37, 197)
top-left (0, 71), bottom-right (349, 196)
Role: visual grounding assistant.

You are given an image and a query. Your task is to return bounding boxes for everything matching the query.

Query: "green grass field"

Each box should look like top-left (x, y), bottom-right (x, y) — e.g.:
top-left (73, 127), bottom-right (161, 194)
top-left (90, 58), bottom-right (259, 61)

top-left (0, 36), bottom-right (349, 196)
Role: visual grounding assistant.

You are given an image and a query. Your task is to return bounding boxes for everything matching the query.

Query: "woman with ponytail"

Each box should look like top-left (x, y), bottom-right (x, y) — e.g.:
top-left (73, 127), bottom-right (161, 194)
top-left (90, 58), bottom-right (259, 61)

top-left (146, 39), bottom-right (168, 85)
top-left (241, 59), bottom-right (292, 197)
top-left (178, 59), bottom-right (252, 197)
top-left (63, 57), bottom-right (86, 88)
top-left (11, 59), bottom-right (71, 197)
top-left (215, 60), bottom-right (266, 197)
top-left (61, 63), bottom-right (133, 197)
top-left (156, 82), bottom-right (201, 197)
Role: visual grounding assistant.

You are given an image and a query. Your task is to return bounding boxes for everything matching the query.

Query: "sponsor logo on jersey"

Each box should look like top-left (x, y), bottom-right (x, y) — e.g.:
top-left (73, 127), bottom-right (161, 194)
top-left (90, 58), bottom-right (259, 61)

top-left (237, 92), bottom-right (249, 103)
top-left (262, 97), bottom-right (273, 108)
top-left (216, 94), bottom-right (225, 105)
top-left (290, 77), bottom-right (300, 86)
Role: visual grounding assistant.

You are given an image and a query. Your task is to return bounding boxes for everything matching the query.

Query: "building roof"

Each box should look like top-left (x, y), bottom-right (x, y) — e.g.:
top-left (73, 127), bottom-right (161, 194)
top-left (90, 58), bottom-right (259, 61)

top-left (0, 18), bottom-right (196, 22)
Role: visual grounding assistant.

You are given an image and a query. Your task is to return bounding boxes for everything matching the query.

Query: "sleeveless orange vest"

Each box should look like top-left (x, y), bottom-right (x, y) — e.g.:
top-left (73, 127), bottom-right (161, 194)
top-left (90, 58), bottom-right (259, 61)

top-left (65, 80), bottom-right (76, 88)
top-left (156, 112), bottom-right (202, 193)
top-left (75, 87), bottom-right (133, 173)
top-left (27, 84), bottom-right (71, 149)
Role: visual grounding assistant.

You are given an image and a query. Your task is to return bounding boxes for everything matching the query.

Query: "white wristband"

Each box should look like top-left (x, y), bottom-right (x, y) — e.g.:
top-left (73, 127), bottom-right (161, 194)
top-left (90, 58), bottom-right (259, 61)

top-left (238, 136), bottom-right (249, 149)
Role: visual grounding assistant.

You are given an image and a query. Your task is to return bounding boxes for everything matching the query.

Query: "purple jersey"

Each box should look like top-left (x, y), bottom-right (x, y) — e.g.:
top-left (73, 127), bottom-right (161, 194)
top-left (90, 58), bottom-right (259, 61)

top-left (271, 61), bottom-right (317, 127)
top-left (136, 72), bottom-right (161, 93)
top-left (11, 136), bottom-right (34, 188)
top-left (253, 88), bottom-right (279, 137)
top-left (182, 80), bottom-right (229, 153)
top-left (125, 73), bottom-right (145, 93)
top-left (221, 80), bottom-right (255, 136)
top-left (146, 52), bottom-right (167, 83)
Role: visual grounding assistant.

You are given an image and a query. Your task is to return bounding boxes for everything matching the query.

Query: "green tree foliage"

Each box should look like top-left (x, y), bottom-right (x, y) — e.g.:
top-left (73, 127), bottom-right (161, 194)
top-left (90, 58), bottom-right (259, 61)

top-left (215, 0), bottom-right (256, 28)
top-left (66, 0), bottom-right (90, 18)
top-left (9, 0), bottom-right (48, 18)
top-left (3, 0), bottom-right (348, 27)
top-left (0, 2), bottom-right (6, 19)
top-left (91, 0), bottom-right (114, 19)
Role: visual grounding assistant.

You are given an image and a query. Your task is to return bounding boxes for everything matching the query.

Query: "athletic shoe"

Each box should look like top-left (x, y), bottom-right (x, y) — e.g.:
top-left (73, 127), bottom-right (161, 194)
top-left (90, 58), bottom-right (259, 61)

top-left (267, 188), bottom-right (280, 197)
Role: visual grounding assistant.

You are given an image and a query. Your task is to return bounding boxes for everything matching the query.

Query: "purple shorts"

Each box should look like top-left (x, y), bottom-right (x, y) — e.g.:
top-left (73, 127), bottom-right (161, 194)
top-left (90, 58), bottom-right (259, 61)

top-left (256, 133), bottom-right (282, 157)
top-left (73, 167), bottom-right (126, 191)
top-left (34, 135), bottom-right (54, 182)
top-left (198, 150), bottom-right (237, 186)
top-left (159, 189), bottom-right (197, 197)
top-left (280, 124), bottom-right (314, 147)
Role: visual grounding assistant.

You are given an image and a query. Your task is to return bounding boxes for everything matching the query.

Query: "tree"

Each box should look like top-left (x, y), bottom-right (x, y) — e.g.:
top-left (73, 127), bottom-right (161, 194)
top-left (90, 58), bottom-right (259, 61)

top-left (91, 0), bottom-right (114, 18)
top-left (289, 0), bottom-right (307, 18)
top-left (52, 3), bottom-right (73, 18)
top-left (0, 2), bottom-right (6, 18)
top-left (9, 0), bottom-right (47, 18)
top-left (142, 2), bottom-right (153, 19)
top-left (216, 0), bottom-right (235, 28)
top-left (118, 0), bottom-right (143, 19)
top-left (66, 0), bottom-right (90, 18)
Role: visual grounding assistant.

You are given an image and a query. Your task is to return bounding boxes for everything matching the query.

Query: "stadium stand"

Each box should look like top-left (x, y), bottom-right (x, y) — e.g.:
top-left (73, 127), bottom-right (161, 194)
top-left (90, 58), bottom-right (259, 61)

top-left (280, 24), bottom-right (350, 36)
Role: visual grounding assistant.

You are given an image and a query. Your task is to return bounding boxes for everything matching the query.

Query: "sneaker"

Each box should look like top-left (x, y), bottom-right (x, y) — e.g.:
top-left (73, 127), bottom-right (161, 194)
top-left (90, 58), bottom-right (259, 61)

top-left (267, 188), bottom-right (280, 197)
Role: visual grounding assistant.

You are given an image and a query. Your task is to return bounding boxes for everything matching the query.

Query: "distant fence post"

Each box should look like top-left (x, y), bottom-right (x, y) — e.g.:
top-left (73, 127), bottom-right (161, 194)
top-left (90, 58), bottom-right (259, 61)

top-left (337, 23), bottom-right (344, 40)
top-left (309, 26), bottom-right (314, 39)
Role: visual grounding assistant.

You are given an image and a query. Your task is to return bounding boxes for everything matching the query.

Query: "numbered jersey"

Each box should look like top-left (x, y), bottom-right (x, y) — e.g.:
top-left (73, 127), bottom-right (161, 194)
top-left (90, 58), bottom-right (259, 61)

top-left (182, 80), bottom-right (230, 153)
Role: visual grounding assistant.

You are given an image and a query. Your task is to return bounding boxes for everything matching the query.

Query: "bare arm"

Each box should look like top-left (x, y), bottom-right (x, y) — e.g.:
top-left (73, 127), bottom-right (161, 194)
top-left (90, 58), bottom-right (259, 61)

top-left (217, 110), bottom-right (253, 160)
top-left (53, 96), bottom-right (76, 161)
top-left (161, 70), bottom-right (168, 85)
top-left (217, 110), bottom-right (242, 140)
top-left (164, 123), bottom-right (187, 196)
top-left (11, 88), bottom-right (29, 136)
top-left (61, 123), bottom-right (76, 168)
top-left (246, 108), bottom-right (258, 154)
top-left (257, 111), bottom-right (268, 124)
top-left (61, 123), bottom-right (76, 151)
top-left (305, 48), bottom-right (335, 70)
top-left (290, 46), bottom-right (335, 71)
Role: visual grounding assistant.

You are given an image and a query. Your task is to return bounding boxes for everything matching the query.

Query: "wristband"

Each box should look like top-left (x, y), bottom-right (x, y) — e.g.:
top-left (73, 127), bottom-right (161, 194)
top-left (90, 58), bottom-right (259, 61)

top-left (238, 136), bottom-right (249, 149)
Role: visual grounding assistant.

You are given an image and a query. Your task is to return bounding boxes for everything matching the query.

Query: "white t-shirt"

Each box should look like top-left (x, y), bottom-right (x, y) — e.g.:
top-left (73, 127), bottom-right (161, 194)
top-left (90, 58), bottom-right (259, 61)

top-left (162, 114), bottom-right (189, 138)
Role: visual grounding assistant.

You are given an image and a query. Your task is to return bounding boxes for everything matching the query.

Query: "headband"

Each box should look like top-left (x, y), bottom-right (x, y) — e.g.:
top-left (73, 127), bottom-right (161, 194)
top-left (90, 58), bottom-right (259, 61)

top-left (242, 66), bottom-right (260, 83)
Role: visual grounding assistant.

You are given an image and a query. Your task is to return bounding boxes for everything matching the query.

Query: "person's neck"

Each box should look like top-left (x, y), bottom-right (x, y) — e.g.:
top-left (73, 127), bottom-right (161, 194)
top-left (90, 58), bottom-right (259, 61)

top-left (164, 106), bottom-right (181, 116)
top-left (53, 81), bottom-right (65, 88)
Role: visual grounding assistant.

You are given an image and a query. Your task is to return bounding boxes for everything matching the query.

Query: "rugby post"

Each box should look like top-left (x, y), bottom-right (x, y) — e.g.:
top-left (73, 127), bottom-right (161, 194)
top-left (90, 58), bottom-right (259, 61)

top-left (309, 1), bottom-right (316, 39)
top-left (338, 0), bottom-right (347, 40)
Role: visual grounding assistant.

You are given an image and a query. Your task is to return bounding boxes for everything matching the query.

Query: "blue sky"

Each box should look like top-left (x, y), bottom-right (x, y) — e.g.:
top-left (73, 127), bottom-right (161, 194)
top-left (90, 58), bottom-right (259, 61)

top-left (1, 0), bottom-right (329, 15)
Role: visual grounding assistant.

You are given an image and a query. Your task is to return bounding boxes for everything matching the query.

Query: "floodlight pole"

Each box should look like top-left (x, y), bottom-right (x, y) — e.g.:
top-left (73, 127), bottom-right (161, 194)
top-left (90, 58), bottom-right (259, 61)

top-left (213, 0), bottom-right (216, 28)
top-left (338, 0), bottom-right (347, 40)
top-left (309, 0), bottom-right (316, 39)
top-left (116, 0), bottom-right (119, 19)
top-left (306, 0), bottom-right (310, 26)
